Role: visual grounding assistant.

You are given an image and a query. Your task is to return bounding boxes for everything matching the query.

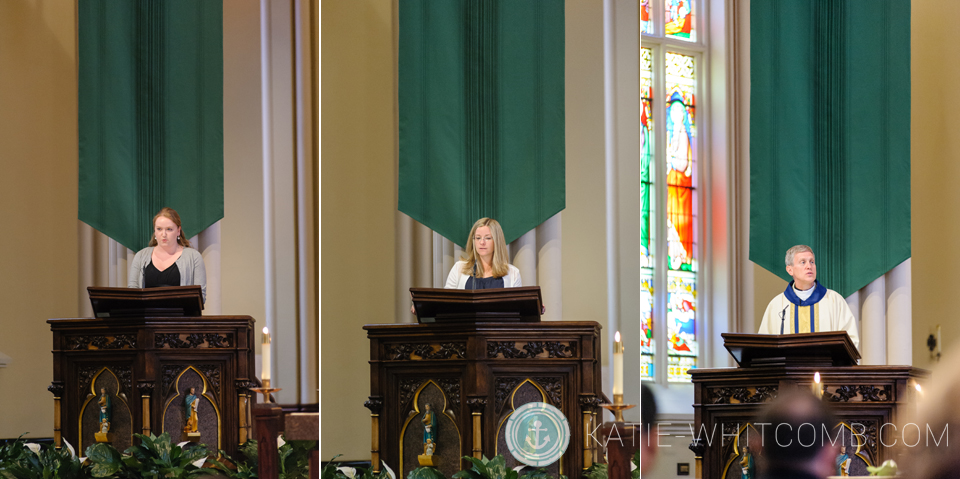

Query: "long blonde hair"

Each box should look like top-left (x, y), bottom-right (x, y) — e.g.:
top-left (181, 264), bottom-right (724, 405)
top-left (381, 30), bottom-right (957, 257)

top-left (460, 218), bottom-right (509, 278)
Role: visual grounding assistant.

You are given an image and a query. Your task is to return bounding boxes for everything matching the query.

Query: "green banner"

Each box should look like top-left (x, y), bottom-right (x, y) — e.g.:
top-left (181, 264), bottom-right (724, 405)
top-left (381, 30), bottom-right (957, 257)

top-left (398, 0), bottom-right (565, 247)
top-left (750, 0), bottom-right (910, 297)
top-left (78, 0), bottom-right (223, 251)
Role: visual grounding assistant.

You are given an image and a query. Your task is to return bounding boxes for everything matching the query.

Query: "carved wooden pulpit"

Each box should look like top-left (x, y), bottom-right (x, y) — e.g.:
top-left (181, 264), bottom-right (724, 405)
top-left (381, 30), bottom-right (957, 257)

top-left (48, 287), bottom-right (257, 457)
top-left (365, 287), bottom-right (603, 478)
top-left (690, 332), bottom-right (929, 478)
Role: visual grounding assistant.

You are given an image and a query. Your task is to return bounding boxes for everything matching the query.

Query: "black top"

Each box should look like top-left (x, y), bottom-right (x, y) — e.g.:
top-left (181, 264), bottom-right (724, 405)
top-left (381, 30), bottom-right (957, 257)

top-left (144, 260), bottom-right (181, 288)
top-left (465, 276), bottom-right (504, 290)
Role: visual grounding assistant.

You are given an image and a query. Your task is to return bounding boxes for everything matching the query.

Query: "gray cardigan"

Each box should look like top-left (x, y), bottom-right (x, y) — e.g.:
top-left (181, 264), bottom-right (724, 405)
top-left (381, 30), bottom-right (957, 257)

top-left (128, 247), bottom-right (207, 303)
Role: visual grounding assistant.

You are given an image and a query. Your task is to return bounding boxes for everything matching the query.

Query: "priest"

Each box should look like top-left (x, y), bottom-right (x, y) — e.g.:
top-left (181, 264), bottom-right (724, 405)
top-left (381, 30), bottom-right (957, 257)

top-left (758, 245), bottom-right (860, 350)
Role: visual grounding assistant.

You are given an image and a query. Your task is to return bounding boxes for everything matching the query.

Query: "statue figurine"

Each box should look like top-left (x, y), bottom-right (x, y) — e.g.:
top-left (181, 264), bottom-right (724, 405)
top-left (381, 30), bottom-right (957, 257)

top-left (836, 445), bottom-right (851, 476)
top-left (739, 446), bottom-right (755, 479)
top-left (98, 388), bottom-right (112, 434)
top-left (421, 403), bottom-right (437, 455)
top-left (183, 387), bottom-right (200, 433)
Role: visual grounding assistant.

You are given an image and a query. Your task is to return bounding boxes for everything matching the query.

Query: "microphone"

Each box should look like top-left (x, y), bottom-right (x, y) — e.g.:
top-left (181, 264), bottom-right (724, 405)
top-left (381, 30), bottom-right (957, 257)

top-left (779, 305), bottom-right (789, 334)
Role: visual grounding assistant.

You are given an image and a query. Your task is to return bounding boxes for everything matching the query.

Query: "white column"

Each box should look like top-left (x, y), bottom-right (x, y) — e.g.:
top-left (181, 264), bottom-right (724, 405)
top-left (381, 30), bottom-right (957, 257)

top-left (537, 214), bottom-right (562, 321)
top-left (511, 229), bottom-right (538, 290)
top-left (198, 222), bottom-right (222, 315)
top-left (603, 0), bottom-right (621, 390)
top-left (859, 277), bottom-right (886, 365)
top-left (886, 259), bottom-right (912, 365)
top-left (259, 0), bottom-right (276, 382)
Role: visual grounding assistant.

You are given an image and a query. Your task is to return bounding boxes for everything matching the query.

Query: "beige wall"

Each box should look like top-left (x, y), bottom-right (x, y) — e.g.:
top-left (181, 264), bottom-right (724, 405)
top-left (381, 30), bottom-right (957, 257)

top-left (0, 1), bottom-right (79, 438)
top-left (320, 0), bottom-right (398, 460)
top-left (911, 0), bottom-right (960, 370)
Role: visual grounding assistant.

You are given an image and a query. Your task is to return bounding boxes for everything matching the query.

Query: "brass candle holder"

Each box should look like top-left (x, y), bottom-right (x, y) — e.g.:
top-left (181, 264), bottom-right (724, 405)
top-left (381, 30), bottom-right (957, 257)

top-left (600, 393), bottom-right (636, 422)
top-left (251, 378), bottom-right (282, 404)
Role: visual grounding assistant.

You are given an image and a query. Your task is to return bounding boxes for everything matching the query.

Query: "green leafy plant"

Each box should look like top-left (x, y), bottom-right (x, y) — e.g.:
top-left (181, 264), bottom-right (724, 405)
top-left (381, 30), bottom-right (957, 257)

top-left (208, 441), bottom-right (259, 479)
top-left (581, 463), bottom-right (607, 479)
top-left (406, 466), bottom-right (444, 479)
top-left (320, 455), bottom-right (395, 479)
top-left (453, 456), bottom-right (516, 479)
top-left (84, 432), bottom-right (208, 479)
top-left (0, 439), bottom-right (87, 479)
top-left (278, 439), bottom-right (316, 479)
top-left (631, 450), bottom-right (639, 479)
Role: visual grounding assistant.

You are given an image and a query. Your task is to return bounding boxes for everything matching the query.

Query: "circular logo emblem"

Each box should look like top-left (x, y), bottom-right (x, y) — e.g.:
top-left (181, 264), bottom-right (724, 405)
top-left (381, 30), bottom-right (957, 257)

top-left (504, 402), bottom-right (570, 467)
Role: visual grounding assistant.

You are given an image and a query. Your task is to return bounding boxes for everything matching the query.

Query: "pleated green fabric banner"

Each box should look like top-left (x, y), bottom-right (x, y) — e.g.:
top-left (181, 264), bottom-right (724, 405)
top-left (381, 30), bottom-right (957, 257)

top-left (750, 0), bottom-right (910, 297)
top-left (78, 0), bottom-right (223, 251)
top-left (398, 0), bottom-right (565, 248)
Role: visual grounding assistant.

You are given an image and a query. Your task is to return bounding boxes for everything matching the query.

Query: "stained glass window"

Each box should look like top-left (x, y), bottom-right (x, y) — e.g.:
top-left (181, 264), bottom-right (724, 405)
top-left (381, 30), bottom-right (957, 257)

top-left (640, 47), bottom-right (656, 381)
top-left (665, 0), bottom-right (696, 42)
top-left (640, 8), bottom-right (706, 386)
top-left (665, 52), bottom-right (696, 273)
top-left (641, 0), bottom-right (653, 35)
top-left (667, 272), bottom-right (697, 382)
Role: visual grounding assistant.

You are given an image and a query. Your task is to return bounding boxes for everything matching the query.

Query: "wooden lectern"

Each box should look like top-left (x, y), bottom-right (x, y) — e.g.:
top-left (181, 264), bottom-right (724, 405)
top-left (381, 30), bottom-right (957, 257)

top-left (366, 287), bottom-right (602, 479)
top-left (49, 287), bottom-right (257, 457)
top-left (690, 332), bottom-right (928, 478)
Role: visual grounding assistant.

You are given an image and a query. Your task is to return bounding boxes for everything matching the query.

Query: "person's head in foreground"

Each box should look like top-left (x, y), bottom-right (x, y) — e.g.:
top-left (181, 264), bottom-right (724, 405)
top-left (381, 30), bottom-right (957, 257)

top-left (640, 383), bottom-right (658, 474)
top-left (756, 389), bottom-right (838, 479)
top-left (462, 218), bottom-right (509, 277)
top-left (785, 244), bottom-right (816, 290)
top-left (901, 349), bottom-right (960, 479)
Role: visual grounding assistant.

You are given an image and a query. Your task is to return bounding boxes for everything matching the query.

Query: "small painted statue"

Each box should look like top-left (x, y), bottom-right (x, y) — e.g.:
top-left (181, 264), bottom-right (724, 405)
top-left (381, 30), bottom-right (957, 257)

top-left (836, 445), bottom-right (851, 476)
top-left (740, 446), bottom-right (755, 479)
top-left (422, 403), bottom-right (437, 455)
top-left (98, 388), bottom-right (112, 434)
top-left (183, 387), bottom-right (200, 433)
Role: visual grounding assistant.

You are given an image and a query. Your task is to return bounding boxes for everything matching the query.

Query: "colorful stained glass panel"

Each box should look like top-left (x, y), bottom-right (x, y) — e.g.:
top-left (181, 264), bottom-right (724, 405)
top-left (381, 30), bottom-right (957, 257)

top-left (640, 272), bottom-right (655, 381)
top-left (641, 48), bottom-right (654, 268)
top-left (641, 0), bottom-right (653, 35)
top-left (667, 271), bottom-right (697, 382)
top-left (665, 0), bottom-right (696, 42)
top-left (665, 52), bottom-right (697, 272)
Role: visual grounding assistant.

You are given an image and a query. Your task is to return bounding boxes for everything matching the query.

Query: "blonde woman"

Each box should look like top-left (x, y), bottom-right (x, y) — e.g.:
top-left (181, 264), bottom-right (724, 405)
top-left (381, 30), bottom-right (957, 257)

top-left (444, 218), bottom-right (521, 289)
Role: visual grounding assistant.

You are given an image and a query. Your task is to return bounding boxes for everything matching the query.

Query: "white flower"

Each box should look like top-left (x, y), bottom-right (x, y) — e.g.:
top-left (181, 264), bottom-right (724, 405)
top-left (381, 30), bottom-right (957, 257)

top-left (192, 457), bottom-right (207, 468)
top-left (338, 466), bottom-right (357, 478)
top-left (24, 443), bottom-right (41, 456)
top-left (277, 435), bottom-right (286, 448)
top-left (381, 461), bottom-right (396, 479)
top-left (513, 466), bottom-right (526, 473)
top-left (177, 441), bottom-right (191, 448)
top-left (631, 461), bottom-right (637, 471)
top-left (63, 440), bottom-right (76, 458)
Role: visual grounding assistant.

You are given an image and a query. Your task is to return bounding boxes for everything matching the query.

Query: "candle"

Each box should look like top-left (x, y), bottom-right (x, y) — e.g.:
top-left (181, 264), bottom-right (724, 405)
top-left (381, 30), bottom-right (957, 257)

top-left (262, 327), bottom-right (271, 381)
top-left (813, 372), bottom-right (822, 399)
top-left (613, 331), bottom-right (624, 397)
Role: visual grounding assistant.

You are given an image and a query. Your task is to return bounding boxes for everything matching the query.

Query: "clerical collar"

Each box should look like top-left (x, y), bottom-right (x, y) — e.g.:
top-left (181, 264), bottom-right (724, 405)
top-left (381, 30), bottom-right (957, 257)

top-left (793, 283), bottom-right (815, 301)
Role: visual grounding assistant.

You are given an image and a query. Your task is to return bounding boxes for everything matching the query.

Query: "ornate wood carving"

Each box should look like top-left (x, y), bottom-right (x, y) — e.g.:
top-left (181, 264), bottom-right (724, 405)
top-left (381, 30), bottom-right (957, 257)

top-left (579, 395), bottom-right (602, 410)
top-left (689, 438), bottom-right (706, 457)
top-left (385, 342), bottom-right (466, 360)
top-left (198, 364), bottom-right (222, 399)
top-left (466, 397), bottom-right (487, 413)
top-left (495, 377), bottom-right (522, 412)
top-left (364, 397), bottom-right (384, 414)
top-left (708, 386), bottom-right (778, 404)
top-left (235, 380), bottom-right (257, 394)
top-left (78, 365), bottom-right (99, 396)
top-left (114, 366), bottom-right (132, 398)
top-left (437, 378), bottom-right (461, 413)
top-left (48, 381), bottom-right (64, 397)
top-left (535, 377), bottom-right (562, 407)
top-left (487, 341), bottom-right (576, 359)
top-left (67, 334), bottom-right (136, 350)
top-left (161, 365), bottom-right (182, 394)
top-left (824, 385), bottom-right (892, 402)
top-left (721, 422), bottom-right (739, 449)
top-left (398, 378), bottom-right (423, 410)
top-left (155, 333), bottom-right (232, 349)
top-left (137, 380), bottom-right (155, 397)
